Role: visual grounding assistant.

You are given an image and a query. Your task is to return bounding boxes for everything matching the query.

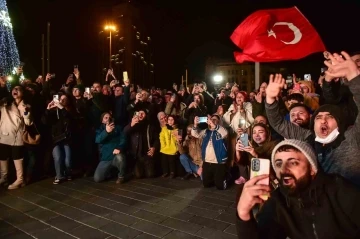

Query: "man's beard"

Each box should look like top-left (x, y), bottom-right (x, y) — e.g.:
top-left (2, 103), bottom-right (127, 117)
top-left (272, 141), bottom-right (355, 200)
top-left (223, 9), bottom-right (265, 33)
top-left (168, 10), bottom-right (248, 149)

top-left (279, 167), bottom-right (312, 196)
top-left (292, 119), bottom-right (309, 128)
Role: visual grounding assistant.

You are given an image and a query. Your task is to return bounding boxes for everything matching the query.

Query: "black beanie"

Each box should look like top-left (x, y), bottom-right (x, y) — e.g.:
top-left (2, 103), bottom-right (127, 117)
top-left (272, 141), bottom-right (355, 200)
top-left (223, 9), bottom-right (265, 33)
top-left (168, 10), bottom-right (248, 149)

top-left (310, 104), bottom-right (344, 134)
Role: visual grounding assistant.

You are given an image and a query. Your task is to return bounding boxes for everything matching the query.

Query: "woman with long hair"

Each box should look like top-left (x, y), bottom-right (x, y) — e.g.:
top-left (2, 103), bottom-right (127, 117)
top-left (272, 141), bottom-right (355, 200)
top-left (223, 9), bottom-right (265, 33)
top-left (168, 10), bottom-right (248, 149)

top-left (42, 93), bottom-right (75, 184)
top-left (0, 85), bottom-right (32, 189)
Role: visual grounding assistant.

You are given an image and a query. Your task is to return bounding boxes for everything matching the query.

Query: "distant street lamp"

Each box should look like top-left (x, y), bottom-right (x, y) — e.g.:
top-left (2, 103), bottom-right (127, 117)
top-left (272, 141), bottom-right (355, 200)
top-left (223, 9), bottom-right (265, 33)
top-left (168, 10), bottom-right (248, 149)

top-left (104, 25), bottom-right (116, 66)
top-left (213, 74), bottom-right (223, 84)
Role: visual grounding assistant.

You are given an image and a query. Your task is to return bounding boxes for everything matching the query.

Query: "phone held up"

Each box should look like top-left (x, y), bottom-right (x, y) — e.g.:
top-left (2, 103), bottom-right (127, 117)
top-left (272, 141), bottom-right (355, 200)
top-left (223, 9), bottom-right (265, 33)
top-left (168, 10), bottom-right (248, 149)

top-left (53, 95), bottom-right (59, 103)
top-left (250, 158), bottom-right (270, 201)
top-left (198, 116), bottom-right (207, 124)
top-left (238, 133), bottom-right (249, 147)
top-left (304, 74), bottom-right (311, 81)
top-left (286, 75), bottom-right (293, 88)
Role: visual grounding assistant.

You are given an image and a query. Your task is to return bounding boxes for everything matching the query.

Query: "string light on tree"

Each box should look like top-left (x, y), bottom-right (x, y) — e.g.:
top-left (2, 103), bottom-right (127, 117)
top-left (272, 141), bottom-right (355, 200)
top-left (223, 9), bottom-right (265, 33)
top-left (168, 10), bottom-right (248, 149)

top-left (0, 10), bottom-right (12, 28)
top-left (0, 0), bottom-right (20, 81)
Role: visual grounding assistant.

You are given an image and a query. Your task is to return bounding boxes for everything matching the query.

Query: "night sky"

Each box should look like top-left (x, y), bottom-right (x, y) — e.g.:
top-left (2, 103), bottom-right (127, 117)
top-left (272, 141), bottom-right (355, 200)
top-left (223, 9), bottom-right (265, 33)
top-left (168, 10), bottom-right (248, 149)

top-left (7, 0), bottom-right (360, 88)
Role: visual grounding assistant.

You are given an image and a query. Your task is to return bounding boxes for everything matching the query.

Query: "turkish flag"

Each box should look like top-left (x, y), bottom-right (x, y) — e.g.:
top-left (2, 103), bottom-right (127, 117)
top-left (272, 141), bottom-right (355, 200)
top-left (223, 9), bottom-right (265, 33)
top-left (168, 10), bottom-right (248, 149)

top-left (230, 6), bottom-right (326, 63)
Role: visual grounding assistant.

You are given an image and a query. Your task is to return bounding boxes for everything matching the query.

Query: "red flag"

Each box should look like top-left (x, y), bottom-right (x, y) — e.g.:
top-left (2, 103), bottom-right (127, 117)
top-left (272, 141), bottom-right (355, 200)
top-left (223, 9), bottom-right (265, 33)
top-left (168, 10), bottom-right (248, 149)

top-left (230, 6), bottom-right (326, 63)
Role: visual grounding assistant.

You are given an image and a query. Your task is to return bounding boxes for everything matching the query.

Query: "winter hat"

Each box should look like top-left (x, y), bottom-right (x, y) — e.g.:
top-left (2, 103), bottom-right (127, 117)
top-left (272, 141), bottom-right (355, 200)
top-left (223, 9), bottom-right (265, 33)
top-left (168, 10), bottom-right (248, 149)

top-left (271, 139), bottom-right (318, 173)
top-left (310, 104), bottom-right (344, 134)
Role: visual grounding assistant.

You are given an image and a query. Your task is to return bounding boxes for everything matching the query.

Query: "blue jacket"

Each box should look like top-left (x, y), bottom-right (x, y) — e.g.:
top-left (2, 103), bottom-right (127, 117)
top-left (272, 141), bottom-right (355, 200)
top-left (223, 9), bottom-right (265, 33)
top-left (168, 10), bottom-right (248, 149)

top-left (201, 125), bottom-right (228, 164)
top-left (95, 124), bottom-right (126, 161)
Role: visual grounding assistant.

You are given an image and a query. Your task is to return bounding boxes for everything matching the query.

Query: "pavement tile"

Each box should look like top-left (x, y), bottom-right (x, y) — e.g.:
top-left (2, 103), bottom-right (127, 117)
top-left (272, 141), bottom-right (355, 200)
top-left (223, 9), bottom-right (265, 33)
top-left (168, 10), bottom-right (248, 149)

top-left (224, 225), bottom-right (237, 235)
top-left (161, 218), bottom-right (202, 234)
top-left (196, 227), bottom-right (237, 239)
top-left (0, 219), bottom-right (19, 236)
top-left (32, 228), bottom-right (75, 239)
top-left (105, 211), bottom-right (140, 226)
top-left (15, 219), bottom-right (50, 234)
top-left (134, 233), bottom-right (159, 239)
top-left (0, 196), bottom-right (37, 213)
top-left (181, 206), bottom-right (221, 219)
top-left (46, 216), bottom-right (83, 231)
top-left (132, 220), bottom-right (173, 238)
top-left (107, 202), bottom-right (140, 214)
top-left (26, 208), bottom-right (59, 222)
top-left (100, 221), bottom-right (142, 238)
top-left (188, 215), bottom-right (230, 231)
top-left (132, 210), bottom-right (167, 223)
top-left (215, 213), bottom-right (235, 225)
top-left (70, 225), bottom-right (111, 239)
top-left (1, 230), bottom-right (34, 239)
top-left (77, 215), bottom-right (112, 229)
top-left (164, 230), bottom-right (202, 239)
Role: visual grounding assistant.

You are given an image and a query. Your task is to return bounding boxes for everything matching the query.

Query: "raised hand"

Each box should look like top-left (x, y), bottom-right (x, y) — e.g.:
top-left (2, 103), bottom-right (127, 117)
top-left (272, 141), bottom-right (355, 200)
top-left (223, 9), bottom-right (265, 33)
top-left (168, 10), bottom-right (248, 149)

top-left (266, 74), bottom-right (285, 104)
top-left (237, 174), bottom-right (271, 221)
top-left (324, 51), bottom-right (359, 81)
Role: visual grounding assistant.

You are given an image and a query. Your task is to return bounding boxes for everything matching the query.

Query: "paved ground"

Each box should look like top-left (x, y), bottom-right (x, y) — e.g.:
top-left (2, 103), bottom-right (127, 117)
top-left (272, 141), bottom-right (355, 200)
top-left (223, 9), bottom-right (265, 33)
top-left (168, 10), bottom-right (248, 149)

top-left (0, 176), bottom-right (239, 239)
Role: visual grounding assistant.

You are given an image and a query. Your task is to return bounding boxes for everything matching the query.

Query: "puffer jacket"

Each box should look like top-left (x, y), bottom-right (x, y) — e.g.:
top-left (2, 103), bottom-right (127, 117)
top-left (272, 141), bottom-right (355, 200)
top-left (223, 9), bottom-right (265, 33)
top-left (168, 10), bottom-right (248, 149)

top-left (159, 125), bottom-right (178, 155)
top-left (0, 99), bottom-right (32, 146)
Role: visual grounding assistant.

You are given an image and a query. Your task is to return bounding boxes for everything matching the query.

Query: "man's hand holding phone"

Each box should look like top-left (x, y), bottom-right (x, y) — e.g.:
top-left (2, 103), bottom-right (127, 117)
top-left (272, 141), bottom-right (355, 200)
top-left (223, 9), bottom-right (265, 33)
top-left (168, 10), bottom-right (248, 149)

top-left (237, 174), bottom-right (270, 221)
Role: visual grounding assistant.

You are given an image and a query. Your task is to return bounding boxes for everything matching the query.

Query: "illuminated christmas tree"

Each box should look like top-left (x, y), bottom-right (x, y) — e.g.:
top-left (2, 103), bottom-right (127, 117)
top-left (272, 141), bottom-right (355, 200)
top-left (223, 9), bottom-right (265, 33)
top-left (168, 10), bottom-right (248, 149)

top-left (0, 0), bottom-right (20, 76)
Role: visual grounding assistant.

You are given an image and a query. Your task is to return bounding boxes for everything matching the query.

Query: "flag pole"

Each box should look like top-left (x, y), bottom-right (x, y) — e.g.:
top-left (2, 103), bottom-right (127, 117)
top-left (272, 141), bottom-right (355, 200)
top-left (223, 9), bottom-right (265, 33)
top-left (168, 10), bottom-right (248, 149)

top-left (181, 75), bottom-right (184, 85)
top-left (255, 62), bottom-right (260, 90)
top-left (185, 69), bottom-right (188, 87)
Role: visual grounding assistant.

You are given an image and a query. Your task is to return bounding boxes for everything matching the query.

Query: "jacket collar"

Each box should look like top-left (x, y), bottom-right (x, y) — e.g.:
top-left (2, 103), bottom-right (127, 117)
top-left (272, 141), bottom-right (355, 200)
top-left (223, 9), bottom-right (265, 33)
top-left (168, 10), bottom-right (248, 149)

top-left (279, 171), bottom-right (327, 209)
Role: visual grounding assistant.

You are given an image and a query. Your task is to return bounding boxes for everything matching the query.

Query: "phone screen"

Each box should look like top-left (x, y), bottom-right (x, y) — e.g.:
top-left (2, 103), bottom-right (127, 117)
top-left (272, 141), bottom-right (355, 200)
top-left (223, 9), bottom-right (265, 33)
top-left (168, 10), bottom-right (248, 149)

top-left (53, 95), bottom-right (59, 102)
top-left (199, 117), bottom-right (207, 123)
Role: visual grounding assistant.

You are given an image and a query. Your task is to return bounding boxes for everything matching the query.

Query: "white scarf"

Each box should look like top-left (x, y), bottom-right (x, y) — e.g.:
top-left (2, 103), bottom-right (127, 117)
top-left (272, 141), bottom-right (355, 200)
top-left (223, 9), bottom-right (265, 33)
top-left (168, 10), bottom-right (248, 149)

top-left (315, 128), bottom-right (340, 144)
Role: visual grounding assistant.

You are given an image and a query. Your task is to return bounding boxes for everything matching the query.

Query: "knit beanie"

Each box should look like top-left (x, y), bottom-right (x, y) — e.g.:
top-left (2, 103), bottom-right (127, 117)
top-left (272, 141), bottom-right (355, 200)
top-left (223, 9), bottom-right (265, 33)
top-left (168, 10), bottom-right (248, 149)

top-left (310, 104), bottom-right (344, 134)
top-left (271, 139), bottom-right (318, 173)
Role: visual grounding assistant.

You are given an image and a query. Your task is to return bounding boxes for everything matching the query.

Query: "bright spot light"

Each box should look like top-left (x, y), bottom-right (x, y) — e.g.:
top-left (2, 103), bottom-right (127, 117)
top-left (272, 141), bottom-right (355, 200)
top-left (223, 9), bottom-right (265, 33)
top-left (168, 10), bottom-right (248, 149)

top-left (7, 76), bottom-right (12, 81)
top-left (213, 74), bottom-right (223, 83)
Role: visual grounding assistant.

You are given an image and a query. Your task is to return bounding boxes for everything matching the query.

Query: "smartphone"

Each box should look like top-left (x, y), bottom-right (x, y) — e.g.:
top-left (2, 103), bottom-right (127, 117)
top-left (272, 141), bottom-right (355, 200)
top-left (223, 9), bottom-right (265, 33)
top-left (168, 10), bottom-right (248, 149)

top-left (53, 95), bottom-right (59, 102)
top-left (178, 129), bottom-right (183, 136)
top-left (286, 75), bottom-right (293, 86)
top-left (134, 111), bottom-right (139, 117)
top-left (74, 65), bottom-right (78, 69)
top-left (108, 118), bottom-right (114, 124)
top-left (238, 133), bottom-right (249, 147)
top-left (198, 116), bottom-right (207, 123)
top-left (304, 74), bottom-right (311, 81)
top-left (85, 87), bottom-right (90, 94)
top-left (250, 158), bottom-right (270, 200)
top-left (239, 119), bottom-right (246, 129)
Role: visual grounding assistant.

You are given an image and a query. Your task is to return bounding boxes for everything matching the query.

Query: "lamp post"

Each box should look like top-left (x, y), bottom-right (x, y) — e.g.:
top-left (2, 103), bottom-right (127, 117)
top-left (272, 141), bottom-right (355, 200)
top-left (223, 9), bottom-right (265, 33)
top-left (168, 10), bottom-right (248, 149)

top-left (104, 25), bottom-right (116, 67)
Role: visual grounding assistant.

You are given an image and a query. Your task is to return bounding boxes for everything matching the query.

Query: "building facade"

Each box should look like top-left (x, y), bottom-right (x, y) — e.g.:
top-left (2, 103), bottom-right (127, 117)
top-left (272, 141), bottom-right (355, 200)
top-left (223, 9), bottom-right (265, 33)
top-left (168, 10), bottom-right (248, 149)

top-left (99, 1), bottom-right (154, 86)
top-left (205, 58), bottom-right (283, 92)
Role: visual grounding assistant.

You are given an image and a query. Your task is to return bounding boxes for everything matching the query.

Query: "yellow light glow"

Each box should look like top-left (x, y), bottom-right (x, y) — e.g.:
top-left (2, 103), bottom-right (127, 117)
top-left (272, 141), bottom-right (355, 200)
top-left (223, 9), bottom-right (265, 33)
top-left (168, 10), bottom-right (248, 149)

top-left (104, 25), bottom-right (116, 31)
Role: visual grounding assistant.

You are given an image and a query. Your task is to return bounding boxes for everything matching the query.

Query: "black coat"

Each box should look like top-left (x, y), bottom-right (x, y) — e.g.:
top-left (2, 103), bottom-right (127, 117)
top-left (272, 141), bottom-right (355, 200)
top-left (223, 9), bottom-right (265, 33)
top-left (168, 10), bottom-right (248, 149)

top-left (236, 172), bottom-right (360, 239)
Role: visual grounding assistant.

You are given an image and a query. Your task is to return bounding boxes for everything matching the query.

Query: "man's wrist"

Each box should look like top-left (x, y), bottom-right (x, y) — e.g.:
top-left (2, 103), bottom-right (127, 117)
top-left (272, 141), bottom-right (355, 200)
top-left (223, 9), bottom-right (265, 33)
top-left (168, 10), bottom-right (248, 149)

top-left (238, 210), bottom-right (251, 221)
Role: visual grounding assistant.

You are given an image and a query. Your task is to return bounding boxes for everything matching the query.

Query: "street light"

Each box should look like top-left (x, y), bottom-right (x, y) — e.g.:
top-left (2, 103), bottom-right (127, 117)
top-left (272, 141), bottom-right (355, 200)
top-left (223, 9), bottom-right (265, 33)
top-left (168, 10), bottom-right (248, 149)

top-left (104, 25), bottom-right (116, 66)
top-left (213, 74), bottom-right (223, 84)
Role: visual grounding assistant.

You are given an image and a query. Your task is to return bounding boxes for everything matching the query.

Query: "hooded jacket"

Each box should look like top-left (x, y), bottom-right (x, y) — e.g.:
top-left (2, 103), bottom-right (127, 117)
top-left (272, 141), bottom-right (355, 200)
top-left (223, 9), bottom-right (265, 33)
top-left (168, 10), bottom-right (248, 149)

top-left (265, 75), bottom-right (360, 187)
top-left (236, 172), bottom-right (360, 239)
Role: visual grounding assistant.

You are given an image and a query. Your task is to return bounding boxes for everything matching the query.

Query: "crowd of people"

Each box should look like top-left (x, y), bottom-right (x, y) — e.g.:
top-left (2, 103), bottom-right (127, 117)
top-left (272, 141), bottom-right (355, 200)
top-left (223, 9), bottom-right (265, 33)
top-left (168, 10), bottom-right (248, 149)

top-left (0, 50), bottom-right (359, 238)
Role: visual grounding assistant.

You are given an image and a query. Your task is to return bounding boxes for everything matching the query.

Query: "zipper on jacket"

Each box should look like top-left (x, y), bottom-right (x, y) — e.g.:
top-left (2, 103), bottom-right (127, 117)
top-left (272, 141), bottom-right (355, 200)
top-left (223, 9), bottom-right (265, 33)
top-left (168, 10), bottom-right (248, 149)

top-left (312, 211), bottom-right (319, 239)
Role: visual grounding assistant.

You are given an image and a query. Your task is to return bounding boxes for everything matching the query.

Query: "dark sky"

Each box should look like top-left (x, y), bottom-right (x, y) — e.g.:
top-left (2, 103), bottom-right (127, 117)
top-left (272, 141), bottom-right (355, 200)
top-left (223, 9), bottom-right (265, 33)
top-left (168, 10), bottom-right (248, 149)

top-left (7, 0), bottom-right (360, 87)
